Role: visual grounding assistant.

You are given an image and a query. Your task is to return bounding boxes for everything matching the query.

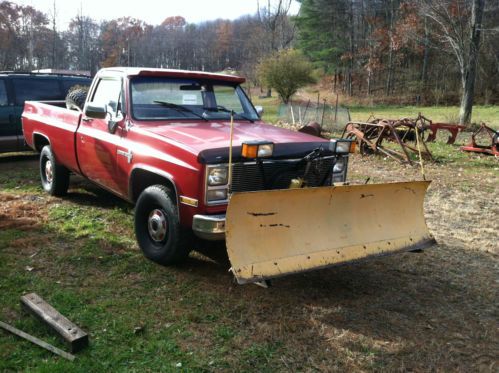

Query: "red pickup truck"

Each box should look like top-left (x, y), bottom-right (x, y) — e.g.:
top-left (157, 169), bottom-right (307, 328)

top-left (22, 67), bottom-right (434, 284)
top-left (22, 69), bottom-right (350, 261)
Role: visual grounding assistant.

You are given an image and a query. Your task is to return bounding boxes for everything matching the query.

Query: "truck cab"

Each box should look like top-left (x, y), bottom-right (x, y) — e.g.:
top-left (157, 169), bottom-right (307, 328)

top-left (70, 68), bottom-right (351, 241)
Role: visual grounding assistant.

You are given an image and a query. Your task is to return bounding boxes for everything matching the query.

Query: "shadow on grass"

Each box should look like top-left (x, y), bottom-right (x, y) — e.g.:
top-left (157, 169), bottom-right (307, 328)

top-left (0, 152), bottom-right (37, 162)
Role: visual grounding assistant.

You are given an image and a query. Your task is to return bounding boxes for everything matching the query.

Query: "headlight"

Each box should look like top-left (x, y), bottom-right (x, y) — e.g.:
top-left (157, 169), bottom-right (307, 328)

top-left (207, 166), bottom-right (228, 186)
top-left (333, 158), bottom-right (345, 172)
top-left (257, 143), bottom-right (274, 158)
top-left (330, 139), bottom-right (354, 154)
top-left (336, 141), bottom-right (351, 154)
top-left (206, 188), bottom-right (228, 202)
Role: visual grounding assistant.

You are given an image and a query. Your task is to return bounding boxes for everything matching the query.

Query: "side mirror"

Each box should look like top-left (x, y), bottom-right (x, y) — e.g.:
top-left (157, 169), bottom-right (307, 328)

top-left (255, 105), bottom-right (264, 117)
top-left (108, 111), bottom-right (124, 134)
top-left (84, 103), bottom-right (107, 119)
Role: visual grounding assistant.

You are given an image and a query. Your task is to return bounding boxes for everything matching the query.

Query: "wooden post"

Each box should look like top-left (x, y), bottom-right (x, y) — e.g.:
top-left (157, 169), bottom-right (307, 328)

top-left (321, 98), bottom-right (327, 127)
top-left (334, 93), bottom-right (339, 123)
top-left (0, 321), bottom-right (75, 361)
top-left (21, 293), bottom-right (88, 353)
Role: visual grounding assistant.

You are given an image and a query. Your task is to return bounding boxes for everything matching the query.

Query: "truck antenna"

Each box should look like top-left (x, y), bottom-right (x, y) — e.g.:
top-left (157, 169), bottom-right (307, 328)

top-left (228, 110), bottom-right (235, 195)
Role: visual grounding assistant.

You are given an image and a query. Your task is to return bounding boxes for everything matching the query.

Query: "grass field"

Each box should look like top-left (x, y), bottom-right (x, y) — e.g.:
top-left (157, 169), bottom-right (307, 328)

top-left (253, 94), bottom-right (499, 129)
top-left (348, 105), bottom-right (499, 127)
top-left (1, 137), bottom-right (497, 371)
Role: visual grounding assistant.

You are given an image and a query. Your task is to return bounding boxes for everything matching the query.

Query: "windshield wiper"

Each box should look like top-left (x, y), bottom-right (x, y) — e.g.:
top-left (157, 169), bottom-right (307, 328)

top-left (153, 100), bottom-right (207, 121)
top-left (204, 105), bottom-right (255, 123)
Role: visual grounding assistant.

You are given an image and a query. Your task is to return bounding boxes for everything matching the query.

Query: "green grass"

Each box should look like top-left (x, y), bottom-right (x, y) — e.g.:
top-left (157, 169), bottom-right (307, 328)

top-left (0, 227), bottom-right (249, 371)
top-left (426, 141), bottom-right (498, 170)
top-left (375, 136), bottom-right (498, 172)
top-left (252, 96), bottom-right (281, 123)
top-left (252, 93), bottom-right (499, 129)
top-left (348, 105), bottom-right (499, 128)
top-left (0, 165), bottom-right (40, 193)
top-left (0, 168), bottom-right (289, 371)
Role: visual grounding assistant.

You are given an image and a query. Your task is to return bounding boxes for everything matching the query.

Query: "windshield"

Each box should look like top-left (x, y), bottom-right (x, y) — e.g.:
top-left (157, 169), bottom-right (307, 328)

top-left (130, 77), bottom-right (259, 121)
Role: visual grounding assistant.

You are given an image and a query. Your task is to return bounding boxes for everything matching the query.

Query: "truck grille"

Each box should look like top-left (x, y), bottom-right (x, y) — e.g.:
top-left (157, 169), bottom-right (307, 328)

top-left (231, 158), bottom-right (334, 192)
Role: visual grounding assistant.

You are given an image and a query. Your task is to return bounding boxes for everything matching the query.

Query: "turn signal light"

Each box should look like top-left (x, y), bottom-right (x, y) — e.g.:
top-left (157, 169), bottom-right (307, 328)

top-left (349, 141), bottom-right (356, 153)
top-left (242, 143), bottom-right (258, 158)
top-left (241, 141), bottom-right (274, 158)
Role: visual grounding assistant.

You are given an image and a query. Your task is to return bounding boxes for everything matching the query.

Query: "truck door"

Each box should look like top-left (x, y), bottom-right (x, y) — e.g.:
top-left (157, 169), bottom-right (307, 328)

top-left (0, 78), bottom-right (17, 152)
top-left (77, 77), bottom-right (124, 194)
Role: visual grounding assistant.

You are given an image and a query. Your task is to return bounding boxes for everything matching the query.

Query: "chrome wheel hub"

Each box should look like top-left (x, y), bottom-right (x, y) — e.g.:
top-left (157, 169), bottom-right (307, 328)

top-left (45, 160), bottom-right (54, 183)
top-left (148, 209), bottom-right (168, 243)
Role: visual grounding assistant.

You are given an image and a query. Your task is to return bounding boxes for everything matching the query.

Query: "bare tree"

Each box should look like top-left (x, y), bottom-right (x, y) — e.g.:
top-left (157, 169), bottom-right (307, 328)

top-left (422, 0), bottom-right (485, 124)
top-left (49, 0), bottom-right (57, 68)
top-left (67, 9), bottom-right (99, 73)
top-left (257, 0), bottom-right (296, 96)
top-left (459, 0), bottom-right (485, 124)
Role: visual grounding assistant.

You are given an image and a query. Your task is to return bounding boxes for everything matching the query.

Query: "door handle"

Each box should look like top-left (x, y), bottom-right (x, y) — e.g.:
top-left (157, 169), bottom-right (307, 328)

top-left (82, 117), bottom-right (92, 122)
top-left (80, 136), bottom-right (85, 143)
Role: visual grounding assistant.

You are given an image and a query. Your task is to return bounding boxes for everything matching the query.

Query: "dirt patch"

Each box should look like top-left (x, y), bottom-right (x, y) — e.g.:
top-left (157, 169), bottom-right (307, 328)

top-left (0, 193), bottom-right (48, 230)
top-left (348, 154), bottom-right (498, 254)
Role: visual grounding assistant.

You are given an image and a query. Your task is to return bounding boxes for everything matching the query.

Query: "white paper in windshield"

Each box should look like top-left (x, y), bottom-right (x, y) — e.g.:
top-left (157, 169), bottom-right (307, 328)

top-left (182, 94), bottom-right (198, 105)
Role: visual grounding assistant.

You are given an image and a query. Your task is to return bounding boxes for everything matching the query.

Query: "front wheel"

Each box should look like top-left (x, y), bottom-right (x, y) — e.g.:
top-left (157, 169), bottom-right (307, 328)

top-left (40, 145), bottom-right (69, 196)
top-left (134, 185), bottom-right (191, 265)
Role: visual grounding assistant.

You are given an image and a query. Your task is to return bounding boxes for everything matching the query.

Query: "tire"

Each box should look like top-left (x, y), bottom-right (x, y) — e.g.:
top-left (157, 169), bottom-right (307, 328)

top-left (40, 145), bottom-right (69, 196)
top-left (134, 185), bottom-right (191, 265)
top-left (65, 88), bottom-right (88, 111)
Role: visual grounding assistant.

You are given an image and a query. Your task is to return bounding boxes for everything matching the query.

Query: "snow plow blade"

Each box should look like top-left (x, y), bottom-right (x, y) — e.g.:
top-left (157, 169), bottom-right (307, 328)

top-left (225, 181), bottom-right (436, 284)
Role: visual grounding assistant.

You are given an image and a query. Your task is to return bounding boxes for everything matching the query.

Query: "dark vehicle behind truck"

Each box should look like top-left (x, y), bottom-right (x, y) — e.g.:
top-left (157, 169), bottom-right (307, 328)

top-left (0, 72), bottom-right (91, 153)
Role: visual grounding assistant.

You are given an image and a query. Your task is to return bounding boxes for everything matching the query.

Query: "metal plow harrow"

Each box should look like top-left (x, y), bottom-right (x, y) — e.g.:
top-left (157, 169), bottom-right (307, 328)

top-left (461, 123), bottom-right (499, 156)
top-left (342, 116), bottom-right (434, 165)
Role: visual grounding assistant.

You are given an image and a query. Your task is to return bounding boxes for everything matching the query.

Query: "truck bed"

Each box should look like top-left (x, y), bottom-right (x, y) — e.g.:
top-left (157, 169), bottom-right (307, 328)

top-left (22, 101), bottom-right (82, 173)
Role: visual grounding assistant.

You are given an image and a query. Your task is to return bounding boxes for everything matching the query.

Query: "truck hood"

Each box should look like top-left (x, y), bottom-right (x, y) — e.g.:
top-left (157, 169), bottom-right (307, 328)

top-left (137, 120), bottom-right (327, 154)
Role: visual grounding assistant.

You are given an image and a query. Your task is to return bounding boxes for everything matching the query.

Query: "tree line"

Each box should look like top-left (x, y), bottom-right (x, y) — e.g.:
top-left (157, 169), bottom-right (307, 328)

top-left (295, 0), bottom-right (498, 123)
top-left (0, 1), bottom-right (294, 77)
top-left (0, 0), bottom-right (497, 119)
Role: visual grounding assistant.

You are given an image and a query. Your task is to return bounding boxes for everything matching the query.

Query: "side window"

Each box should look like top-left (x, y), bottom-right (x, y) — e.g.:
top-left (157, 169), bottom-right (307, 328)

top-left (0, 80), bottom-right (7, 106)
top-left (213, 85), bottom-right (244, 113)
top-left (91, 79), bottom-right (122, 115)
top-left (12, 78), bottom-right (61, 105)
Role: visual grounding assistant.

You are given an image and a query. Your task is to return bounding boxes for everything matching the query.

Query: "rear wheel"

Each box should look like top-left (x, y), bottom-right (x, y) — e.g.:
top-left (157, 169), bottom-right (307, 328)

top-left (40, 146), bottom-right (69, 196)
top-left (134, 185), bottom-right (191, 264)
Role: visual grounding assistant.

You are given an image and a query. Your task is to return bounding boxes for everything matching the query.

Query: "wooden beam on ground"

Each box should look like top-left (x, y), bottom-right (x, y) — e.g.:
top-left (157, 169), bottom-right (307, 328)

top-left (0, 321), bottom-right (75, 361)
top-left (20, 293), bottom-right (88, 353)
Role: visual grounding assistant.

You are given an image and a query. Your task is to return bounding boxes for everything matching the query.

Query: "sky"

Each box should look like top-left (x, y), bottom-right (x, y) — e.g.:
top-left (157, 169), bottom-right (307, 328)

top-left (14, 0), bottom-right (301, 29)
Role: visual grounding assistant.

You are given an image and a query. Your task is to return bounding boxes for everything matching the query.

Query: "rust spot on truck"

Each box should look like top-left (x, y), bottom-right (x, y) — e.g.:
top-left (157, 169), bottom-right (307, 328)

top-left (259, 223), bottom-right (290, 228)
top-left (360, 193), bottom-right (374, 199)
top-left (247, 212), bottom-right (277, 217)
top-left (404, 187), bottom-right (416, 195)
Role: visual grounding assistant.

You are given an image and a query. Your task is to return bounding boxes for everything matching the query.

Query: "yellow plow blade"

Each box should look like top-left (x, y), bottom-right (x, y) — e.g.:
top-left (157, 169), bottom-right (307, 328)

top-left (225, 181), bottom-right (436, 284)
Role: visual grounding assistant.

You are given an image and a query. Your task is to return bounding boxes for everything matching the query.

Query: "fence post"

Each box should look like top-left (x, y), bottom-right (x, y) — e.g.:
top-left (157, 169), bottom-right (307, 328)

top-left (334, 93), bottom-right (339, 124)
top-left (321, 98), bottom-right (327, 127)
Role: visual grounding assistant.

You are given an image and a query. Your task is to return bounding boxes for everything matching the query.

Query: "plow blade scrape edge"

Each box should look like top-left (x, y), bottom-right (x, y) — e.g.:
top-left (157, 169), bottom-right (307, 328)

top-left (225, 181), bottom-right (436, 284)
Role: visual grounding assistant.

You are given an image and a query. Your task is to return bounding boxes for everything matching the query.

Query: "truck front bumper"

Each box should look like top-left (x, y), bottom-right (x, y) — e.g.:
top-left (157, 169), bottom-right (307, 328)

top-left (192, 214), bottom-right (226, 241)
